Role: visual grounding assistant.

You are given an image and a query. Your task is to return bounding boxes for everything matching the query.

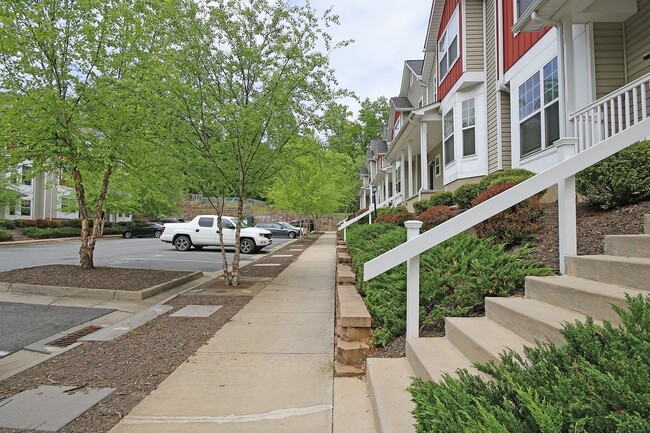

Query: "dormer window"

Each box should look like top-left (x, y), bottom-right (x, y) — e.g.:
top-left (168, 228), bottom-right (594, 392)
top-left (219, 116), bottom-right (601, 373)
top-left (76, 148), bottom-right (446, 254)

top-left (394, 116), bottom-right (402, 136)
top-left (438, 8), bottom-right (459, 82)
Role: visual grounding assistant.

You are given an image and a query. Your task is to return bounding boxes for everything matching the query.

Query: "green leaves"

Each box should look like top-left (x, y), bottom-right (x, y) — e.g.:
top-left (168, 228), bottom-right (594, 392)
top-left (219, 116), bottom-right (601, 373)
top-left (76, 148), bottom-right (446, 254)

top-left (346, 226), bottom-right (552, 346)
top-left (409, 294), bottom-right (650, 433)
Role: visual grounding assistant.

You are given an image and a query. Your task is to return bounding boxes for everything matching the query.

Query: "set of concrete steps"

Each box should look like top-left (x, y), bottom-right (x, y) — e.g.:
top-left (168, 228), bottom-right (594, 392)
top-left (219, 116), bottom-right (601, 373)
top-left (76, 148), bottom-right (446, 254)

top-left (366, 215), bottom-right (650, 433)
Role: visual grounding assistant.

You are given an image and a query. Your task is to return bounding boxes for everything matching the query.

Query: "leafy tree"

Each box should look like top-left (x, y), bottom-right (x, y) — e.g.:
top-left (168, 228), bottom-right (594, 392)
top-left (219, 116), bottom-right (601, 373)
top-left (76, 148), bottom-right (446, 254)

top-left (0, 0), bottom-right (178, 268)
top-left (160, 0), bottom-right (347, 285)
top-left (266, 137), bottom-right (358, 228)
top-left (358, 96), bottom-right (389, 151)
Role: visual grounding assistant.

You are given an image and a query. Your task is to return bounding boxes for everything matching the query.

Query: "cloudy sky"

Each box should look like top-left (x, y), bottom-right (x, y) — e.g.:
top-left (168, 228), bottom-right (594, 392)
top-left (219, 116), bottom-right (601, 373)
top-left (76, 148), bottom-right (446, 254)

top-left (309, 1), bottom-right (432, 114)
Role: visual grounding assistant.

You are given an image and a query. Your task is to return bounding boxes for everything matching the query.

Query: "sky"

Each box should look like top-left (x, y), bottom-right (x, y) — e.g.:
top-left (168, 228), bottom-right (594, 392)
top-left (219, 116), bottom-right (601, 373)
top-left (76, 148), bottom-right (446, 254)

top-left (308, 1), bottom-right (432, 115)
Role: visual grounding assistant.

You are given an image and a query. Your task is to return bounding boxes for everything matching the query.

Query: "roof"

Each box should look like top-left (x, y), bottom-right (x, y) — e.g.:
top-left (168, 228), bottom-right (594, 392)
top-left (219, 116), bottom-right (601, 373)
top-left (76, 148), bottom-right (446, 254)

top-left (390, 97), bottom-right (413, 111)
top-left (405, 60), bottom-right (424, 76)
top-left (360, 167), bottom-right (369, 176)
top-left (371, 140), bottom-right (388, 155)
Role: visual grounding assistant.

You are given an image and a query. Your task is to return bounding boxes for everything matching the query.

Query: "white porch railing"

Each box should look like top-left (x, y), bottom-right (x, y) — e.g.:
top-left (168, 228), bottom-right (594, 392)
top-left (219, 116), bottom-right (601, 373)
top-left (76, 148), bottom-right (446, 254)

top-left (571, 72), bottom-right (650, 151)
top-left (364, 116), bottom-right (650, 338)
top-left (338, 203), bottom-right (376, 241)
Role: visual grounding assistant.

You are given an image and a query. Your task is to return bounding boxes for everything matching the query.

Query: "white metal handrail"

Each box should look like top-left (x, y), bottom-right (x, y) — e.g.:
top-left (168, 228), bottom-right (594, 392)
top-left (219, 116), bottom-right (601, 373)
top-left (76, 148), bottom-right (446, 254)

top-left (571, 72), bottom-right (650, 151)
top-left (338, 203), bottom-right (376, 240)
top-left (364, 118), bottom-right (650, 336)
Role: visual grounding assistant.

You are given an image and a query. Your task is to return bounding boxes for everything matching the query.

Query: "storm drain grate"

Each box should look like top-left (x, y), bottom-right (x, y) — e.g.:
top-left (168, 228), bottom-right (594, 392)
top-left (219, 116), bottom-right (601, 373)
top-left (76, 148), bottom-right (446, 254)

top-left (46, 325), bottom-right (103, 348)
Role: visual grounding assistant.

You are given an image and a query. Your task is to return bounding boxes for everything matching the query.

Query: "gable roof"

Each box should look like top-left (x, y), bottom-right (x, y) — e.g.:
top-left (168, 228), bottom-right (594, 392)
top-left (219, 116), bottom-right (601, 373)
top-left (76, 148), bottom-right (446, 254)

top-left (390, 97), bottom-right (413, 111)
top-left (406, 60), bottom-right (424, 76)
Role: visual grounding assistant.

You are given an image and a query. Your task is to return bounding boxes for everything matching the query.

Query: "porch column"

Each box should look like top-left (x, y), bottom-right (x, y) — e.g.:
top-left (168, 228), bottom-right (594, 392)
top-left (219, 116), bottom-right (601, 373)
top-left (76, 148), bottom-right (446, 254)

top-left (360, 186), bottom-right (367, 209)
top-left (384, 174), bottom-right (390, 204)
top-left (559, 16), bottom-right (576, 137)
top-left (407, 141), bottom-right (414, 199)
top-left (420, 121), bottom-right (429, 191)
top-left (392, 164), bottom-right (397, 201)
top-left (400, 151), bottom-right (406, 196)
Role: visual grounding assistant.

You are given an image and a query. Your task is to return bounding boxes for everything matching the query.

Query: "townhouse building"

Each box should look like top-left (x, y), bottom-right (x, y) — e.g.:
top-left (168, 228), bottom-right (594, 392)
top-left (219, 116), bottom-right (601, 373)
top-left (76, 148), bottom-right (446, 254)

top-left (361, 0), bottom-right (650, 212)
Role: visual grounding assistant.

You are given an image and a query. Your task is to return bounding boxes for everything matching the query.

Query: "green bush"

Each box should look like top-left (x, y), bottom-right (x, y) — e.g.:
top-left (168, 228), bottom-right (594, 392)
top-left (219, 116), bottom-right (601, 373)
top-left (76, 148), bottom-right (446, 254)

top-left (103, 226), bottom-right (125, 235)
top-left (428, 191), bottom-right (454, 207)
top-left (414, 192), bottom-right (455, 215)
top-left (59, 219), bottom-right (83, 228)
top-left (347, 225), bottom-right (551, 346)
top-left (576, 140), bottom-right (650, 209)
top-left (375, 210), bottom-right (416, 227)
top-left (0, 219), bottom-right (16, 230)
top-left (0, 229), bottom-right (13, 241)
top-left (376, 205), bottom-right (408, 216)
top-left (478, 168), bottom-right (536, 192)
top-left (452, 183), bottom-right (481, 209)
top-left (416, 205), bottom-right (456, 231)
top-left (410, 294), bottom-right (650, 433)
top-left (472, 181), bottom-right (545, 246)
top-left (22, 227), bottom-right (81, 239)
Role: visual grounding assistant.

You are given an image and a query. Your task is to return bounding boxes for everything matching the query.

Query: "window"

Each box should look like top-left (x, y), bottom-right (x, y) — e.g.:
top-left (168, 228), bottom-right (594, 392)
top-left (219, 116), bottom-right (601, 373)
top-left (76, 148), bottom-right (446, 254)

top-left (516, 0), bottom-right (535, 19)
top-left (418, 97), bottom-right (423, 108)
top-left (518, 58), bottom-right (559, 157)
top-left (8, 201), bottom-right (16, 216)
top-left (438, 8), bottom-right (459, 82)
top-left (443, 109), bottom-right (455, 164)
top-left (21, 165), bottom-right (32, 186)
top-left (60, 195), bottom-right (76, 213)
top-left (435, 154), bottom-right (441, 176)
top-left (394, 116), bottom-right (402, 136)
top-left (396, 164), bottom-right (402, 193)
top-left (462, 99), bottom-right (476, 156)
top-left (198, 217), bottom-right (214, 228)
top-left (220, 219), bottom-right (235, 230)
top-left (20, 199), bottom-right (31, 216)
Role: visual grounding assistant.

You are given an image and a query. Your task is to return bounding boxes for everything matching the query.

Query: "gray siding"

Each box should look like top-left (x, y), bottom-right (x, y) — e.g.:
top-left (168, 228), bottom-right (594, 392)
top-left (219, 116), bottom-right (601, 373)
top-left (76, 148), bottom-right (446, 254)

top-left (625, 0), bottom-right (650, 81)
top-left (408, 80), bottom-right (426, 108)
top-left (593, 23), bottom-right (625, 99)
top-left (465, 0), bottom-right (485, 72)
top-left (500, 91), bottom-right (512, 169)
top-left (486, 0), bottom-right (499, 173)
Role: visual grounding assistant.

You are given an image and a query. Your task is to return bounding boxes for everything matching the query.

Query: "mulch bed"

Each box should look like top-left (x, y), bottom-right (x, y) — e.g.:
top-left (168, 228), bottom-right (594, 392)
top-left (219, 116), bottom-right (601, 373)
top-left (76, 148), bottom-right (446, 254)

top-left (0, 234), bottom-right (321, 433)
top-left (0, 265), bottom-right (192, 291)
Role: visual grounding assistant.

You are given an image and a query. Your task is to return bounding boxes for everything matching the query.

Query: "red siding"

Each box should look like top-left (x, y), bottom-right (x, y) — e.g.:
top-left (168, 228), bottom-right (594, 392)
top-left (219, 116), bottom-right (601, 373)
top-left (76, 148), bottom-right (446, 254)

top-left (502, 0), bottom-right (551, 73)
top-left (437, 0), bottom-right (462, 101)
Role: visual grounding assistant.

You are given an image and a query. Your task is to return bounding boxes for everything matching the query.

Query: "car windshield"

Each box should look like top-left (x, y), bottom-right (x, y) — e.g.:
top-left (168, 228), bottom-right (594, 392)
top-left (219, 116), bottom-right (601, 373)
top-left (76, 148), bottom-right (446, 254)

top-left (279, 222), bottom-right (294, 229)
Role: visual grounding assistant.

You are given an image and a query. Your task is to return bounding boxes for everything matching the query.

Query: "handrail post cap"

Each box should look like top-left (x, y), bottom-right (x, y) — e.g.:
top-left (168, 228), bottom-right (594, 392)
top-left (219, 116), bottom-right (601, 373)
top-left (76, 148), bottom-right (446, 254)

top-left (404, 220), bottom-right (423, 229)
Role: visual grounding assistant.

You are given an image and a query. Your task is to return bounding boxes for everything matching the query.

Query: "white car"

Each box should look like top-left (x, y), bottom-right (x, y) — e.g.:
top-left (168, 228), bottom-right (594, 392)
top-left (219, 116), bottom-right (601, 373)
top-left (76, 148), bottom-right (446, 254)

top-left (160, 215), bottom-right (272, 253)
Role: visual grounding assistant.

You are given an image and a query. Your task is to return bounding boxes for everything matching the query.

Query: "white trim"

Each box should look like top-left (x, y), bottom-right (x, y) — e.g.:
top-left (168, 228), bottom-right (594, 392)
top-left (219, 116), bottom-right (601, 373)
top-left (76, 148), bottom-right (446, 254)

top-left (438, 6), bottom-right (461, 84)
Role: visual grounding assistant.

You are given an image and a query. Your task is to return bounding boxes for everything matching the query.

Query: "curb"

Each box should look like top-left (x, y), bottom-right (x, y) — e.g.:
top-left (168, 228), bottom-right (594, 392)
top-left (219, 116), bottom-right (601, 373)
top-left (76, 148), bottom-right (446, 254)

top-left (1, 271), bottom-right (204, 301)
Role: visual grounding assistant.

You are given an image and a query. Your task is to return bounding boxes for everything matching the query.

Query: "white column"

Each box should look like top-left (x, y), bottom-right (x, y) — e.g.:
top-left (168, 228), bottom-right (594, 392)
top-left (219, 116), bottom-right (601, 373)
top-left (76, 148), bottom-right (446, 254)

top-left (560, 17), bottom-right (576, 137)
top-left (556, 138), bottom-right (578, 274)
top-left (392, 164), bottom-right (397, 202)
top-left (384, 174), bottom-right (390, 204)
top-left (404, 220), bottom-right (423, 338)
top-left (400, 151), bottom-right (406, 196)
top-left (407, 141), bottom-right (414, 199)
top-left (360, 186), bottom-right (367, 209)
top-left (420, 121), bottom-right (429, 191)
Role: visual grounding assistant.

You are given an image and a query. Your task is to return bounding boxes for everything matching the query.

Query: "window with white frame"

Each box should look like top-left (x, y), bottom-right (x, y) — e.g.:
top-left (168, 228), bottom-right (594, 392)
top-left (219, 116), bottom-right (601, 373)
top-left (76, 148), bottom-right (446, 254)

top-left (519, 58), bottom-right (559, 156)
top-left (21, 164), bottom-right (32, 186)
top-left (434, 154), bottom-right (441, 176)
top-left (60, 195), bottom-right (76, 213)
top-left (394, 116), bottom-right (402, 136)
top-left (462, 98), bottom-right (476, 156)
top-left (418, 97), bottom-right (423, 108)
top-left (443, 109), bottom-right (455, 164)
top-left (515, 0), bottom-right (535, 20)
top-left (438, 8), bottom-right (459, 82)
top-left (396, 163), bottom-right (402, 193)
top-left (20, 199), bottom-right (31, 216)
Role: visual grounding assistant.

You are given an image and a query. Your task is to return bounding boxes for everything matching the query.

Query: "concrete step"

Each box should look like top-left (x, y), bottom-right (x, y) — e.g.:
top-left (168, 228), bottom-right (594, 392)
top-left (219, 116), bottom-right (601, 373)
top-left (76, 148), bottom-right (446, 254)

top-left (338, 252), bottom-right (352, 264)
top-left (485, 297), bottom-right (596, 346)
top-left (565, 255), bottom-right (650, 290)
top-left (445, 316), bottom-right (531, 365)
top-left (604, 234), bottom-right (650, 259)
top-left (366, 357), bottom-right (415, 433)
top-left (334, 360), bottom-right (365, 378)
top-left (337, 264), bottom-right (356, 285)
top-left (526, 275), bottom-right (646, 324)
top-left (405, 337), bottom-right (477, 382)
top-left (645, 214), bottom-right (649, 234)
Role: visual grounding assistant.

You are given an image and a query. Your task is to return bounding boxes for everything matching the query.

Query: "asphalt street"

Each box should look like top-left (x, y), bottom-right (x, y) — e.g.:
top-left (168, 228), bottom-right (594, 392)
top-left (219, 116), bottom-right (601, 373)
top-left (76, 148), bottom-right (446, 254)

top-left (0, 236), bottom-right (292, 273)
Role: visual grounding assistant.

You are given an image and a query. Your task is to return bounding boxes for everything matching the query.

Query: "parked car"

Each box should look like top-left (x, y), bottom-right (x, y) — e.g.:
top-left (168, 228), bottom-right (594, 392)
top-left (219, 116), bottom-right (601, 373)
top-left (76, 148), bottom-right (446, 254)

top-left (123, 223), bottom-right (164, 239)
top-left (255, 222), bottom-right (301, 239)
top-left (160, 215), bottom-right (272, 253)
top-left (289, 219), bottom-right (315, 232)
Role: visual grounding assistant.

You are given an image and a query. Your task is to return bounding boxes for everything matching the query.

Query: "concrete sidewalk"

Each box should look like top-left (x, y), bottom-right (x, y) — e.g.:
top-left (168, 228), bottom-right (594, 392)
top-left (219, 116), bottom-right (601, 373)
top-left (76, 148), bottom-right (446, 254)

top-left (109, 232), bottom-right (351, 433)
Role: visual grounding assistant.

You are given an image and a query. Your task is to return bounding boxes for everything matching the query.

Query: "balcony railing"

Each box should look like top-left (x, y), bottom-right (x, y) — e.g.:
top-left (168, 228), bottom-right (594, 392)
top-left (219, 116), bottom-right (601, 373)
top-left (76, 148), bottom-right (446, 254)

top-left (571, 72), bottom-right (650, 151)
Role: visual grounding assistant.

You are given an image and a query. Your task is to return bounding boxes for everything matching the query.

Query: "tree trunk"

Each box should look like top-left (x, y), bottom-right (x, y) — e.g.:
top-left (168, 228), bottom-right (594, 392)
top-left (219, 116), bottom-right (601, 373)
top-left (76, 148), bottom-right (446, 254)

top-left (73, 165), bottom-right (113, 270)
top-left (230, 191), bottom-right (244, 287)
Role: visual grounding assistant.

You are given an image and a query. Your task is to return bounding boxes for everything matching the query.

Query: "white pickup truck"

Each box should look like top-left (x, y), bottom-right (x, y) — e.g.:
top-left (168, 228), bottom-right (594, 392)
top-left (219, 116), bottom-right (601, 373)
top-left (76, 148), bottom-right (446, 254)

top-left (160, 215), bottom-right (272, 253)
